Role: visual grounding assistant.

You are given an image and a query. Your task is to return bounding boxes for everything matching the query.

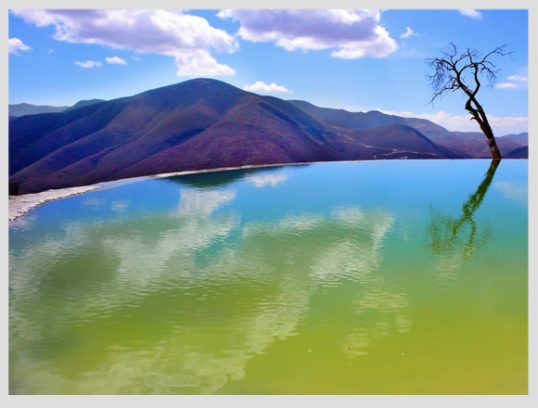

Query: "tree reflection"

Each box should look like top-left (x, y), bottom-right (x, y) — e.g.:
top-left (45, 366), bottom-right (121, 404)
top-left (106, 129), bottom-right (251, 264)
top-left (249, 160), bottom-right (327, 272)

top-left (429, 160), bottom-right (499, 259)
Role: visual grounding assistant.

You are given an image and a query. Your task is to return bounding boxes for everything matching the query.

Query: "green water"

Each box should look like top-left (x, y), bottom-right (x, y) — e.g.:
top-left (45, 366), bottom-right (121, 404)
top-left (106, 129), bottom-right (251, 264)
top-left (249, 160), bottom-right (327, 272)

top-left (9, 159), bottom-right (527, 394)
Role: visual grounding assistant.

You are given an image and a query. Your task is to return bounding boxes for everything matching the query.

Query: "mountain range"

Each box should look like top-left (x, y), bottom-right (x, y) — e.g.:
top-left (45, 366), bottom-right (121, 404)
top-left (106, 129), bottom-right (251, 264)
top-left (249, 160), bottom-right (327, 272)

top-left (9, 78), bottom-right (528, 195)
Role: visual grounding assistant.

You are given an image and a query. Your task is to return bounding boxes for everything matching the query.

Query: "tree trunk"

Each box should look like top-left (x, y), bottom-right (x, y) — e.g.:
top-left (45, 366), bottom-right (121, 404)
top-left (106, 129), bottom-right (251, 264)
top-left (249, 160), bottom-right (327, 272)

top-left (464, 99), bottom-right (502, 160)
top-left (478, 120), bottom-right (502, 160)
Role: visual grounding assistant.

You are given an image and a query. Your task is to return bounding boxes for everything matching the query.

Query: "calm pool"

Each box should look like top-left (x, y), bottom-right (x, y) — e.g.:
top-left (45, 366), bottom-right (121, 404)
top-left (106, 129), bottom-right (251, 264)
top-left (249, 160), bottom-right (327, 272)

top-left (9, 159), bottom-right (528, 394)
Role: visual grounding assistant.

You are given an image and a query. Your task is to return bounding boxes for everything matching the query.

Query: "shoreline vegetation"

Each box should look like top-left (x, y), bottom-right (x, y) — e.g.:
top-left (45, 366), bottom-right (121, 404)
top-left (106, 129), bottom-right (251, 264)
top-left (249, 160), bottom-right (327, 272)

top-left (8, 157), bottom-right (526, 223)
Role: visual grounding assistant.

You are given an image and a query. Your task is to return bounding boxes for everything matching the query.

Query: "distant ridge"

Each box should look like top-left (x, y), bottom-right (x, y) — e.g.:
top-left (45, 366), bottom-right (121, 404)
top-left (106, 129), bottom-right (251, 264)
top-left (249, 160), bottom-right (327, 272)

top-left (287, 100), bottom-right (527, 158)
top-left (9, 99), bottom-right (105, 117)
top-left (9, 78), bottom-right (527, 195)
top-left (9, 102), bottom-right (67, 117)
top-left (67, 99), bottom-right (105, 110)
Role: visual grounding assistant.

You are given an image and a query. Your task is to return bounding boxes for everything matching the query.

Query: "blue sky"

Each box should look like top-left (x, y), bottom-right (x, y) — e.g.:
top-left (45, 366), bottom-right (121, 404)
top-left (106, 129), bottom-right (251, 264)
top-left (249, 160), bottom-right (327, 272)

top-left (8, 9), bottom-right (528, 134)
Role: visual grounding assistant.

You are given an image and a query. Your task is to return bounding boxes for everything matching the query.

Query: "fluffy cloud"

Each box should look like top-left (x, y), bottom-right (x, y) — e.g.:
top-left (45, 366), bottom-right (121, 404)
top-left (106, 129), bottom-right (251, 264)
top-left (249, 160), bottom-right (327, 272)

top-left (11, 9), bottom-right (238, 76)
top-left (8, 38), bottom-right (31, 54)
top-left (382, 110), bottom-right (528, 135)
top-left (218, 9), bottom-right (397, 59)
top-left (173, 49), bottom-right (235, 76)
top-left (496, 73), bottom-right (528, 90)
top-left (74, 60), bottom-right (102, 68)
top-left (400, 26), bottom-right (416, 39)
top-left (459, 9), bottom-right (483, 19)
top-left (243, 81), bottom-right (289, 94)
top-left (105, 56), bottom-right (127, 65)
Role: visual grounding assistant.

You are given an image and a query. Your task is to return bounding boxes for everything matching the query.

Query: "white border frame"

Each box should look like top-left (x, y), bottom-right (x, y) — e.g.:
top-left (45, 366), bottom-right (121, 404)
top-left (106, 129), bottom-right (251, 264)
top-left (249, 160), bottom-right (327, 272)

top-left (1, 1), bottom-right (534, 407)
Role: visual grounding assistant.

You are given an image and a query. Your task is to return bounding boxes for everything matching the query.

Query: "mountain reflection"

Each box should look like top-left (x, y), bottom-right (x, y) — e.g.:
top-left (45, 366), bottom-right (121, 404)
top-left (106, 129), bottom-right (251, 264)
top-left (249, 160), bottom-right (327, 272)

top-left (428, 160), bottom-right (499, 280)
top-left (163, 164), bottom-right (301, 189)
top-left (10, 184), bottom-right (401, 394)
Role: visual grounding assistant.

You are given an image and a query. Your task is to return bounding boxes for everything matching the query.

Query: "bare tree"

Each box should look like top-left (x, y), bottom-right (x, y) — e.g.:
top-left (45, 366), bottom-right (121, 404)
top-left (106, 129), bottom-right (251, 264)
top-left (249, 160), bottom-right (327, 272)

top-left (427, 43), bottom-right (511, 160)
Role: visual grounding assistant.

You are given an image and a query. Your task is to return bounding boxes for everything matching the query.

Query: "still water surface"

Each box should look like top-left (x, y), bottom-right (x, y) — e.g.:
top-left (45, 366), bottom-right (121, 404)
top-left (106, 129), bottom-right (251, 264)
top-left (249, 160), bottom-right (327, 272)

top-left (9, 159), bottom-right (527, 394)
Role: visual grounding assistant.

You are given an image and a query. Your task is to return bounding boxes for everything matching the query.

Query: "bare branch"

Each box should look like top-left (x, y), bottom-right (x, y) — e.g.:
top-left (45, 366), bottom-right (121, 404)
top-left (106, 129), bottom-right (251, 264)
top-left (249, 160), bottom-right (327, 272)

top-left (426, 44), bottom-right (510, 103)
top-left (425, 44), bottom-right (511, 159)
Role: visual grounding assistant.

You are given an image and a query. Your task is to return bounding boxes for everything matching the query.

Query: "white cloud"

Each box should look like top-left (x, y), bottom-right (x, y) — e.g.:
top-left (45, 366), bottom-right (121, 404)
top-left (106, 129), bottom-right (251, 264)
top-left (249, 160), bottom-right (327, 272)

top-left (400, 26), bottom-right (416, 39)
top-left (507, 75), bottom-right (528, 82)
top-left (218, 9), bottom-right (397, 59)
top-left (8, 37), bottom-right (31, 54)
top-left (243, 81), bottom-right (290, 94)
top-left (74, 60), bottom-right (102, 68)
top-left (105, 56), bottom-right (127, 65)
top-left (496, 82), bottom-right (518, 89)
top-left (11, 9), bottom-right (238, 76)
top-left (496, 72), bottom-right (528, 90)
top-left (382, 110), bottom-right (528, 135)
top-left (459, 9), bottom-right (483, 19)
top-left (173, 49), bottom-right (235, 76)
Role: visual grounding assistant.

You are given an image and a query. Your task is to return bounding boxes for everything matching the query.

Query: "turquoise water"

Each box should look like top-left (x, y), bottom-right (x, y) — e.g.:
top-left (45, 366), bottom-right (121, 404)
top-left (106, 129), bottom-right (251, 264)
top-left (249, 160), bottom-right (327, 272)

top-left (9, 159), bottom-right (528, 394)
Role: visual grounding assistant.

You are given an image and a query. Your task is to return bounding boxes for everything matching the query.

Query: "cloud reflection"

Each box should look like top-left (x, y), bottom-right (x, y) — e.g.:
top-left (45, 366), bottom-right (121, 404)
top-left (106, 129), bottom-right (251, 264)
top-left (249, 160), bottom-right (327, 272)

top-left (246, 173), bottom-right (288, 188)
top-left (343, 282), bottom-right (411, 358)
top-left (178, 189), bottom-right (236, 215)
top-left (10, 183), bottom-right (404, 394)
top-left (494, 181), bottom-right (528, 205)
top-left (111, 200), bottom-right (130, 212)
